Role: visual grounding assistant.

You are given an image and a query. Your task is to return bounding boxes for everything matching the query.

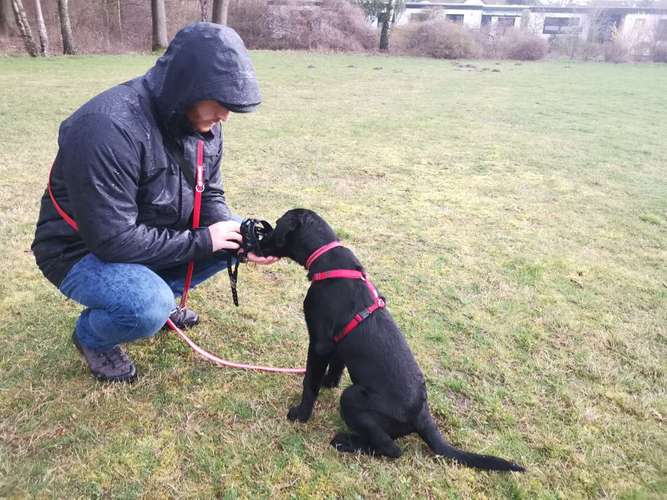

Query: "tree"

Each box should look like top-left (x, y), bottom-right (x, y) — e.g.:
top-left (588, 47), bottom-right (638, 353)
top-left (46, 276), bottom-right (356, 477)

top-left (378, 0), bottom-right (394, 51)
top-left (10, 0), bottom-right (38, 56)
top-left (151, 0), bottom-right (168, 51)
top-left (0, 0), bottom-right (15, 38)
top-left (57, 0), bottom-right (76, 54)
top-left (354, 0), bottom-right (386, 23)
top-left (34, 0), bottom-right (48, 55)
top-left (211, 0), bottom-right (230, 25)
top-left (199, 0), bottom-right (209, 22)
top-left (354, 0), bottom-right (405, 51)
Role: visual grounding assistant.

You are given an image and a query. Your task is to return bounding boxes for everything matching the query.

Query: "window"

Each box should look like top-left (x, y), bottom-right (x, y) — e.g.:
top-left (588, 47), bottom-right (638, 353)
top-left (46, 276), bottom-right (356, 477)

top-left (543, 16), bottom-right (581, 35)
top-left (496, 16), bottom-right (517, 34)
top-left (410, 12), bottom-right (430, 23)
top-left (446, 14), bottom-right (464, 24)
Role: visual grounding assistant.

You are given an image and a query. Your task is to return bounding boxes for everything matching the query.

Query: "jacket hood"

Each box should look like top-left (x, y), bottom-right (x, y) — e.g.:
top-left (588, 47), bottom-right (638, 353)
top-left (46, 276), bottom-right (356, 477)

top-left (144, 22), bottom-right (261, 134)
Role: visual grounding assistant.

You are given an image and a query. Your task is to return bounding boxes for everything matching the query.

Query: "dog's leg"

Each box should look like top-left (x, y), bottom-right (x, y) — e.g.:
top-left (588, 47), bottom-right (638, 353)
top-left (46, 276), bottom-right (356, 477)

top-left (334, 385), bottom-right (402, 458)
top-left (321, 355), bottom-right (345, 388)
top-left (287, 343), bottom-right (330, 422)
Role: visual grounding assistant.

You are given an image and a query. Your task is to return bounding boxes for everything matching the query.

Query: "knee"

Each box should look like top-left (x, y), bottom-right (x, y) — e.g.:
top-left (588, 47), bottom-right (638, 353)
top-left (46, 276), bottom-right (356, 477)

top-left (115, 281), bottom-right (173, 338)
top-left (134, 282), bottom-right (175, 336)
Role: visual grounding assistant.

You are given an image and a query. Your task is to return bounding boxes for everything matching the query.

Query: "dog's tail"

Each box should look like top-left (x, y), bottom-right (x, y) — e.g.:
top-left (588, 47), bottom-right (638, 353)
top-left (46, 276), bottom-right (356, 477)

top-left (417, 411), bottom-right (525, 472)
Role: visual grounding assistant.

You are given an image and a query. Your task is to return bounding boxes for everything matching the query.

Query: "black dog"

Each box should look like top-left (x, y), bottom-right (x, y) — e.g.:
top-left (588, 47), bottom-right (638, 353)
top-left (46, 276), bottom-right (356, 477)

top-left (261, 209), bottom-right (525, 472)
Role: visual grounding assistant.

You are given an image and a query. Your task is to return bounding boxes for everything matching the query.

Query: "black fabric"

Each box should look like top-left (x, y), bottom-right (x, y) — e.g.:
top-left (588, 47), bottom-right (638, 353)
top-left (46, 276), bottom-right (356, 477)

top-left (32, 23), bottom-right (261, 287)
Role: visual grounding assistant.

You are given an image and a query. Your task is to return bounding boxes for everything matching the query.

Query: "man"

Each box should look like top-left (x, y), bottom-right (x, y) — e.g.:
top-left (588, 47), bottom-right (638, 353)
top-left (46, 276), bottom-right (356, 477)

top-left (32, 23), bottom-right (277, 383)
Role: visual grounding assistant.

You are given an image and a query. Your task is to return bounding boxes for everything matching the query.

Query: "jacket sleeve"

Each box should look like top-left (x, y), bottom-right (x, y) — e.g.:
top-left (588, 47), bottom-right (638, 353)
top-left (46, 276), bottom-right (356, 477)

top-left (199, 127), bottom-right (234, 227)
top-left (62, 113), bottom-right (213, 268)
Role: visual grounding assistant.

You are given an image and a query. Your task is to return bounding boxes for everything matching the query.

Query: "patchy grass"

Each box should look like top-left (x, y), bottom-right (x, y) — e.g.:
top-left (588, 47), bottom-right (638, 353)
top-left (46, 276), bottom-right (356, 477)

top-left (1, 53), bottom-right (666, 498)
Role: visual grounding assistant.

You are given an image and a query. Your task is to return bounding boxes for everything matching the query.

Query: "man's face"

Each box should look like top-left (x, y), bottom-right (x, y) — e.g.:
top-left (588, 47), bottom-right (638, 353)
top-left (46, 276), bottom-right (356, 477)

top-left (185, 100), bottom-right (231, 133)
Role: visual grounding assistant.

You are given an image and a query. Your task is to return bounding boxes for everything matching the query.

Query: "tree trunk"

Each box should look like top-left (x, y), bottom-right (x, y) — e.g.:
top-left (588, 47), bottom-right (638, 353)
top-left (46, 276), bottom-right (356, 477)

top-left (33, 0), bottom-right (48, 55)
top-left (211, 0), bottom-right (229, 25)
top-left (151, 0), bottom-right (168, 51)
top-left (10, 0), bottom-right (38, 56)
top-left (57, 0), bottom-right (76, 54)
top-left (379, 1), bottom-right (394, 51)
top-left (0, 0), bottom-right (15, 38)
top-left (199, 0), bottom-right (209, 22)
top-left (117, 0), bottom-right (123, 45)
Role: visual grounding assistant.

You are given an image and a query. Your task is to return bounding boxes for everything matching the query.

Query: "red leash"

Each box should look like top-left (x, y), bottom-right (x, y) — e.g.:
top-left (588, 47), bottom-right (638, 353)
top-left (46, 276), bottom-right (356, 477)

top-left (47, 142), bottom-right (305, 375)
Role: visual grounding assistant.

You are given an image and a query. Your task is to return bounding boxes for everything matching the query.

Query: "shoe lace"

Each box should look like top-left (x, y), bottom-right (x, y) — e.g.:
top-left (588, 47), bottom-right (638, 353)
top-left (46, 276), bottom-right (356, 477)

top-left (171, 308), bottom-right (186, 322)
top-left (98, 346), bottom-right (130, 369)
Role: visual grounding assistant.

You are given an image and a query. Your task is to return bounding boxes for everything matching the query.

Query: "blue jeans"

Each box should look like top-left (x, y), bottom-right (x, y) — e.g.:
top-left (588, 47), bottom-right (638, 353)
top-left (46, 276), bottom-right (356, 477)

top-left (59, 253), bottom-right (234, 352)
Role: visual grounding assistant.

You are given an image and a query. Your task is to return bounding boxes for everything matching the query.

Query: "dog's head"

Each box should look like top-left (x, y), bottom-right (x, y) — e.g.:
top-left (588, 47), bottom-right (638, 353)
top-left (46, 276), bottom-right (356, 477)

top-left (260, 208), bottom-right (337, 267)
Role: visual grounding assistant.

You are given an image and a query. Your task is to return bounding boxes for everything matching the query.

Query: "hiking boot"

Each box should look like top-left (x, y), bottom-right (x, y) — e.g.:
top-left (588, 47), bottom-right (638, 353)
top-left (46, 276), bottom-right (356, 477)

top-left (72, 332), bottom-right (137, 383)
top-left (166, 307), bottom-right (199, 330)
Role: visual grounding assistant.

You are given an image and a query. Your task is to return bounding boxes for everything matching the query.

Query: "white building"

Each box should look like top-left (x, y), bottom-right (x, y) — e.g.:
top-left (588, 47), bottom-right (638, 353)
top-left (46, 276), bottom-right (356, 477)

top-left (404, 1), bottom-right (667, 43)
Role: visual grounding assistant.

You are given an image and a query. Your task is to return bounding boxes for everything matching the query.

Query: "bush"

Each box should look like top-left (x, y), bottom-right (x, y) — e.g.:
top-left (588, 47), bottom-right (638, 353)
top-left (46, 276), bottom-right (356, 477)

top-left (577, 41), bottom-right (605, 62)
top-left (652, 41), bottom-right (667, 63)
top-left (496, 29), bottom-right (548, 61)
top-left (603, 40), bottom-right (630, 63)
top-left (397, 19), bottom-right (482, 59)
top-left (229, 0), bottom-right (376, 52)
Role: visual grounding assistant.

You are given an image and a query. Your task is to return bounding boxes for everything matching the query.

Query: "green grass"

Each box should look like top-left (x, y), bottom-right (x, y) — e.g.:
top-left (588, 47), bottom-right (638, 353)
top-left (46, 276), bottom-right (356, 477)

top-left (1, 52), bottom-right (666, 498)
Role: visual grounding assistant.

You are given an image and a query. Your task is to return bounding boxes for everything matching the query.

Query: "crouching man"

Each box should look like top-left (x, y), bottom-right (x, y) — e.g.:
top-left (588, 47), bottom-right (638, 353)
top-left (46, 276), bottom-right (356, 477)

top-left (32, 23), bottom-right (277, 383)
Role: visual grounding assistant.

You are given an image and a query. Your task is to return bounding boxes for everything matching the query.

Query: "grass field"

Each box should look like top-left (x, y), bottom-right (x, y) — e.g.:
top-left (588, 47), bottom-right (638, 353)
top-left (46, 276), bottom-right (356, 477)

top-left (0, 52), bottom-right (666, 498)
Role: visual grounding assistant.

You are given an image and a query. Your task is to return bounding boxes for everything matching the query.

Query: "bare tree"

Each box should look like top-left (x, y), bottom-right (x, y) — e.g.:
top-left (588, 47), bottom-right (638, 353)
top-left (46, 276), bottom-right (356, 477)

top-left (211, 0), bottom-right (229, 25)
top-left (116, 0), bottom-right (123, 44)
top-left (199, 0), bottom-right (209, 22)
top-left (34, 0), bottom-right (48, 55)
top-left (0, 0), bottom-right (15, 38)
top-left (10, 0), bottom-right (38, 56)
top-left (112, 0), bottom-right (123, 45)
top-left (378, 0), bottom-right (394, 51)
top-left (151, 0), bottom-right (167, 51)
top-left (356, 1), bottom-right (405, 51)
top-left (57, 0), bottom-right (76, 54)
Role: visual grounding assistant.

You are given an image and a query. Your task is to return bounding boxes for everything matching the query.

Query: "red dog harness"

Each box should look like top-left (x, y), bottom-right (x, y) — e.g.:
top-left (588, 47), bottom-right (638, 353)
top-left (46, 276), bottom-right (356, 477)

top-left (306, 242), bottom-right (386, 343)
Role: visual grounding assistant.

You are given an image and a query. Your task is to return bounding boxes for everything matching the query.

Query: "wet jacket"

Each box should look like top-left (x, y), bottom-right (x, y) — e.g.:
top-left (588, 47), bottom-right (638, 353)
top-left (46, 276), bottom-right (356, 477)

top-left (32, 23), bottom-right (261, 287)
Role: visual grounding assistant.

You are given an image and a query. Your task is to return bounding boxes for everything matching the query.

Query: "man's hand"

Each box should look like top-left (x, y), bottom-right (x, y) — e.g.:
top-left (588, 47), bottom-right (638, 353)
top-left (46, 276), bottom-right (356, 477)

top-left (208, 220), bottom-right (242, 252)
top-left (245, 252), bottom-right (279, 265)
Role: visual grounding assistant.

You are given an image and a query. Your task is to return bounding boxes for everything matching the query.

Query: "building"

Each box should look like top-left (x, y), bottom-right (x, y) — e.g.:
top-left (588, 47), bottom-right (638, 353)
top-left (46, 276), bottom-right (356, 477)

top-left (404, 1), bottom-right (667, 43)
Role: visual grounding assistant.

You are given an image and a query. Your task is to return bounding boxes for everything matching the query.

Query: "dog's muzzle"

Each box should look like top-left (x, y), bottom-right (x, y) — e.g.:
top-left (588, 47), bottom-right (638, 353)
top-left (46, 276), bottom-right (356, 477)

top-left (238, 218), bottom-right (274, 262)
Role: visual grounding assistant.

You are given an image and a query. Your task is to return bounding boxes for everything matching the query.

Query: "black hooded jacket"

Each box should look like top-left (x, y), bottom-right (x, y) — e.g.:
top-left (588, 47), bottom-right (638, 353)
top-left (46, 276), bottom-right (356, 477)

top-left (32, 23), bottom-right (261, 287)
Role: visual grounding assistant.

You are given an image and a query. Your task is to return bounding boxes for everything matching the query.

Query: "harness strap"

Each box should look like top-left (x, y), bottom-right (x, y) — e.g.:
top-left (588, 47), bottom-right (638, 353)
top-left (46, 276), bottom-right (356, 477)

top-left (309, 246), bottom-right (386, 344)
top-left (310, 269), bottom-right (364, 281)
top-left (305, 240), bottom-right (341, 269)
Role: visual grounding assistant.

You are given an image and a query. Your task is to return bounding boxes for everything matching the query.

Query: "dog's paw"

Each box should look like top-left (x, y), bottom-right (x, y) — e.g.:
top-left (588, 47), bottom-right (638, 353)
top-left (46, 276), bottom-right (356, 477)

top-left (330, 432), bottom-right (357, 453)
top-left (287, 405), bottom-right (310, 422)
